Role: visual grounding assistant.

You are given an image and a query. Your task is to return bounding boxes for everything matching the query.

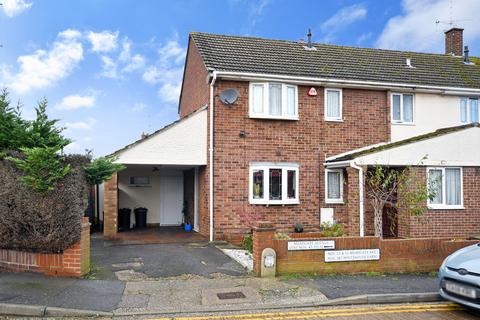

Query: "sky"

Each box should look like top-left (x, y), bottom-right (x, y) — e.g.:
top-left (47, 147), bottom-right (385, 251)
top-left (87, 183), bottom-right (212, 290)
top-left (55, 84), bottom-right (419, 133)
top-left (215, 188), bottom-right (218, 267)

top-left (1, 0), bottom-right (479, 157)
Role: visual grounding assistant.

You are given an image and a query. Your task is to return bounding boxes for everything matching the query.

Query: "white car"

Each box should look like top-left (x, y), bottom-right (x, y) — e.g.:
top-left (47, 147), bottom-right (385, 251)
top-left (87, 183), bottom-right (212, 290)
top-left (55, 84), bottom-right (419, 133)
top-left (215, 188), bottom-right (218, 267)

top-left (439, 244), bottom-right (480, 309)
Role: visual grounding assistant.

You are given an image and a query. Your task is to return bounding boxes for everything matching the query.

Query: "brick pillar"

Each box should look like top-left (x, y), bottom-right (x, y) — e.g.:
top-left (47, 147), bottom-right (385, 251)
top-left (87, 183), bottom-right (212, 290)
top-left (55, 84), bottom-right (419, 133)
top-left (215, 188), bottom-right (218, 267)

top-left (252, 221), bottom-right (276, 276)
top-left (103, 172), bottom-right (118, 240)
top-left (80, 217), bottom-right (91, 275)
top-left (346, 167), bottom-right (360, 236)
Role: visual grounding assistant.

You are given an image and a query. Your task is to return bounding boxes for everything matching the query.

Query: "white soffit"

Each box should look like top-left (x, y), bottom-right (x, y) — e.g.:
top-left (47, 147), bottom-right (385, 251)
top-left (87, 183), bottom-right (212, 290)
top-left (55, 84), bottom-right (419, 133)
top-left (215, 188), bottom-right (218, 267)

top-left (354, 127), bottom-right (480, 166)
top-left (115, 109), bottom-right (207, 165)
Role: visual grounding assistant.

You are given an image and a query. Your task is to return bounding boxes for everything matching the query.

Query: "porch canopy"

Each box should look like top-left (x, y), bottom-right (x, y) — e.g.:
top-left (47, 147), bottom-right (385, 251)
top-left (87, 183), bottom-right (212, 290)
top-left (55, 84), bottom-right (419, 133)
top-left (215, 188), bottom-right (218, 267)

top-left (326, 123), bottom-right (480, 168)
top-left (323, 123), bottom-right (479, 238)
top-left (102, 107), bottom-right (207, 240)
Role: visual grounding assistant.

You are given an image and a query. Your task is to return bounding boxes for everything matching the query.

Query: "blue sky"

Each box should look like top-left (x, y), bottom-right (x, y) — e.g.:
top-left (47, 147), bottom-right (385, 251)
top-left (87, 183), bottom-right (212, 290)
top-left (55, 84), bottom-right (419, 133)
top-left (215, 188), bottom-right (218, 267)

top-left (1, 0), bottom-right (479, 156)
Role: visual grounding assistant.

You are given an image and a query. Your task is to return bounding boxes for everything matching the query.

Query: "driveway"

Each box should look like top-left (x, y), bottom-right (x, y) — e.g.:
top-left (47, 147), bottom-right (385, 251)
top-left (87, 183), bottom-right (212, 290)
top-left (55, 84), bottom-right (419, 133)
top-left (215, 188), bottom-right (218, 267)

top-left (90, 233), bottom-right (247, 280)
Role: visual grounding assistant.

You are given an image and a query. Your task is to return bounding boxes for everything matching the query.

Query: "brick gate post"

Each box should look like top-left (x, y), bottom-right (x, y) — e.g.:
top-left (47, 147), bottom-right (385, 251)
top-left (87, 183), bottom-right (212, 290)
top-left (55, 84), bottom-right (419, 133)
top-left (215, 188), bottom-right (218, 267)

top-left (252, 221), bottom-right (276, 276)
top-left (103, 172), bottom-right (118, 240)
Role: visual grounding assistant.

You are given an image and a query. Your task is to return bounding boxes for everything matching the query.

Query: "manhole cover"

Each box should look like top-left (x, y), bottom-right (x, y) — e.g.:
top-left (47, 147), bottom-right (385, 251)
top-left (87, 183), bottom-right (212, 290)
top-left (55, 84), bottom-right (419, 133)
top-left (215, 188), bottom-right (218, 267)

top-left (217, 291), bottom-right (246, 300)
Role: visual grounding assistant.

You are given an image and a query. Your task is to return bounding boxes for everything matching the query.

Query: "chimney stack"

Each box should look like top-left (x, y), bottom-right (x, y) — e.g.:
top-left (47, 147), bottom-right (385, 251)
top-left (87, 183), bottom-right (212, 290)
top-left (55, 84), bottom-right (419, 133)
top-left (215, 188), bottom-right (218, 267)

top-left (445, 27), bottom-right (464, 56)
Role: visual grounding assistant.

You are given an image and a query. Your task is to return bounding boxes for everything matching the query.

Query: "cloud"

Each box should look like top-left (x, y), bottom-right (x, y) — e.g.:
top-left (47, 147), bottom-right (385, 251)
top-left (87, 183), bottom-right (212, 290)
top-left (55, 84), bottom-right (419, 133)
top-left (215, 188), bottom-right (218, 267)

top-left (98, 37), bottom-right (146, 78)
top-left (357, 32), bottom-right (373, 45)
top-left (87, 31), bottom-right (119, 53)
top-left (65, 118), bottom-right (96, 131)
top-left (1, 29), bottom-right (83, 94)
top-left (142, 35), bottom-right (186, 104)
top-left (132, 102), bottom-right (147, 112)
top-left (2, 0), bottom-right (32, 17)
top-left (320, 4), bottom-right (367, 43)
top-left (56, 94), bottom-right (96, 110)
top-left (376, 0), bottom-right (480, 52)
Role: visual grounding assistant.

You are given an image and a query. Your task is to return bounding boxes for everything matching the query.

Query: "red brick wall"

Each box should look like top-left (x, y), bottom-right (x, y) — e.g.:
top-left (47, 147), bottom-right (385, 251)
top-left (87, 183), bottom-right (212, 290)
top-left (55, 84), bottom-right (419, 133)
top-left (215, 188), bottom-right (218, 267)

top-left (398, 167), bottom-right (480, 238)
top-left (103, 173), bottom-right (118, 240)
top-left (252, 227), bottom-right (476, 276)
top-left (179, 38), bottom-right (209, 118)
top-left (0, 218), bottom-right (90, 277)
top-left (211, 80), bottom-right (389, 242)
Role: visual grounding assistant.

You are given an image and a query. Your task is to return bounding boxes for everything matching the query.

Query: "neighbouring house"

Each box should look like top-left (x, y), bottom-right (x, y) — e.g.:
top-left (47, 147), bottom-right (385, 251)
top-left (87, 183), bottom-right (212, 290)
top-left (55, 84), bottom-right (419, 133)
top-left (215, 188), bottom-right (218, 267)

top-left (100, 27), bottom-right (480, 243)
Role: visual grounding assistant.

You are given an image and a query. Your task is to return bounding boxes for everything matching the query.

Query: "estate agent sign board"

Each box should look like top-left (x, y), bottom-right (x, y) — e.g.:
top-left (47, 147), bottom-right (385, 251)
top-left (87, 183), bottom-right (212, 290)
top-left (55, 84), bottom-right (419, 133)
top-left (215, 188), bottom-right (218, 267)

top-left (288, 240), bottom-right (335, 251)
top-left (325, 249), bottom-right (380, 262)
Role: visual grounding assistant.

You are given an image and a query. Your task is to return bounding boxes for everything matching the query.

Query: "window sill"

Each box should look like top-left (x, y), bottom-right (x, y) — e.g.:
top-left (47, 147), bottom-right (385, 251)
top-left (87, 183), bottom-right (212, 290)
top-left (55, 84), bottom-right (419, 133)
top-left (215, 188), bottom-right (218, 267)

top-left (391, 121), bottom-right (415, 126)
top-left (326, 199), bottom-right (344, 204)
top-left (249, 200), bottom-right (300, 205)
top-left (249, 114), bottom-right (299, 121)
top-left (325, 118), bottom-right (343, 123)
top-left (427, 205), bottom-right (465, 210)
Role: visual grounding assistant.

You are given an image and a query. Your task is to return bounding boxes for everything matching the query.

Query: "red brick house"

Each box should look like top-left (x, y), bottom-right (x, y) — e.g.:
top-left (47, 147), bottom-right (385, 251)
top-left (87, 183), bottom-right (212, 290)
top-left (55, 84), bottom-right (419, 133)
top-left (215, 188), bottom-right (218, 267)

top-left (101, 28), bottom-right (480, 243)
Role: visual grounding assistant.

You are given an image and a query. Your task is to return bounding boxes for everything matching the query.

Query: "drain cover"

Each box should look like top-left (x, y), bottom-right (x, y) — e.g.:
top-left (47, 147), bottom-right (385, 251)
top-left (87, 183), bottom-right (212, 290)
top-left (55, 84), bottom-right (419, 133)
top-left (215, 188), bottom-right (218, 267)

top-left (216, 291), bottom-right (246, 300)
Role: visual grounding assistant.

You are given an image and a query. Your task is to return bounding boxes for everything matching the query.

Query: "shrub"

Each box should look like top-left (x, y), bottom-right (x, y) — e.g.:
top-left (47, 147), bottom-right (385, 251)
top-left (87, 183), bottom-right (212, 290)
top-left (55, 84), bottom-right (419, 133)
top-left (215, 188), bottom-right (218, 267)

top-left (320, 222), bottom-right (345, 237)
top-left (242, 234), bottom-right (253, 253)
top-left (0, 153), bottom-right (90, 252)
top-left (84, 156), bottom-right (125, 185)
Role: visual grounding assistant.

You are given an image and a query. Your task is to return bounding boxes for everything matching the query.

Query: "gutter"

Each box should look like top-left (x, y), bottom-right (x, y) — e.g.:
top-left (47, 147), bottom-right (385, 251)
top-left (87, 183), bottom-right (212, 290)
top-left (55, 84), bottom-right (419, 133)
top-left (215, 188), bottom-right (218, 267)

top-left (214, 71), bottom-right (480, 94)
top-left (209, 71), bottom-right (217, 242)
top-left (350, 161), bottom-right (365, 237)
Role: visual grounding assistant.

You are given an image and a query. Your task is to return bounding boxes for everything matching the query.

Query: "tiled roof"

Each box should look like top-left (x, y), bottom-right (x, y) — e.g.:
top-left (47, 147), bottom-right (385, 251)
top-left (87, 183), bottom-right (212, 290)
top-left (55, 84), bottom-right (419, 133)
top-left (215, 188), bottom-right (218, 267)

top-left (326, 122), bottom-right (480, 163)
top-left (191, 32), bottom-right (480, 89)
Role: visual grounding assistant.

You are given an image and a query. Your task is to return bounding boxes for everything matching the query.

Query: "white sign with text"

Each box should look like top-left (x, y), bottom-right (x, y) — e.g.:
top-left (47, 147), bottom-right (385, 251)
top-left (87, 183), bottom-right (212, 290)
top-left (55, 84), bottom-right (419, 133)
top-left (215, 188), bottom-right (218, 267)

top-left (325, 249), bottom-right (380, 262)
top-left (287, 240), bottom-right (335, 251)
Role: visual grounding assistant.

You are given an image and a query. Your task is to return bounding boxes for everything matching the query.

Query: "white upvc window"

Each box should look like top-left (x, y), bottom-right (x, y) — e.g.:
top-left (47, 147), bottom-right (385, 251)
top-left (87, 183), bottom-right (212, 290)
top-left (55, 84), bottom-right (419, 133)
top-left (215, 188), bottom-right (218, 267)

top-left (324, 88), bottom-right (343, 121)
top-left (249, 82), bottom-right (298, 120)
top-left (325, 169), bottom-right (344, 203)
top-left (391, 93), bottom-right (414, 124)
top-left (460, 97), bottom-right (479, 124)
top-left (427, 167), bottom-right (463, 209)
top-left (249, 163), bottom-right (299, 205)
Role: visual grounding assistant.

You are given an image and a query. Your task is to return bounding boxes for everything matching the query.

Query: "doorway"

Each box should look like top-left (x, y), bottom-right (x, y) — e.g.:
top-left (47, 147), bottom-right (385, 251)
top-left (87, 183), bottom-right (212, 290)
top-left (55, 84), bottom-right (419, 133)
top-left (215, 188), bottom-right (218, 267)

top-left (160, 172), bottom-right (184, 226)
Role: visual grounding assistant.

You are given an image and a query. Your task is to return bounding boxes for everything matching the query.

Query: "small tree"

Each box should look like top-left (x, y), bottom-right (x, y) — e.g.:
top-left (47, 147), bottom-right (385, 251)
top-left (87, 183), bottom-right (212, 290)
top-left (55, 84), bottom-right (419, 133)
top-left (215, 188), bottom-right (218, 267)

top-left (84, 156), bottom-right (125, 185)
top-left (0, 89), bottom-right (29, 152)
top-left (365, 165), bottom-right (435, 238)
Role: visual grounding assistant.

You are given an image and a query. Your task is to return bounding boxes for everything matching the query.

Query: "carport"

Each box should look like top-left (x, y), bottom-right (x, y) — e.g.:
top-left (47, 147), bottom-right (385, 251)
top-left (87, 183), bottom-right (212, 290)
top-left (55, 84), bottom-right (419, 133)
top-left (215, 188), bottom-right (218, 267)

top-left (100, 107), bottom-right (207, 241)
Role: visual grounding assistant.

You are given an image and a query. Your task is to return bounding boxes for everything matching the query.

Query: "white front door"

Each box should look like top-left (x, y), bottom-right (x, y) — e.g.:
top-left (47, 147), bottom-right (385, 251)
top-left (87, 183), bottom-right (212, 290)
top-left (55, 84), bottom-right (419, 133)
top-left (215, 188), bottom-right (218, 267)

top-left (160, 173), bottom-right (184, 226)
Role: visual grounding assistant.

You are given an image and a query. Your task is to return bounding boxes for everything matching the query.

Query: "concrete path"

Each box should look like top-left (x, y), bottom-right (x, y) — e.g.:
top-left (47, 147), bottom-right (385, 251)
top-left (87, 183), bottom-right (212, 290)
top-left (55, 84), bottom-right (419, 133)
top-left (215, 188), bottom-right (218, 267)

top-left (91, 234), bottom-right (246, 280)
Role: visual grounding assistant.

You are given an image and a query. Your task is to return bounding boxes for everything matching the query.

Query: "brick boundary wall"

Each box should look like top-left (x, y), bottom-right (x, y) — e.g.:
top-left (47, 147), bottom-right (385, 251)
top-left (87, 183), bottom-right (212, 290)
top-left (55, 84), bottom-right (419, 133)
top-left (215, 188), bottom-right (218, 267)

top-left (0, 217), bottom-right (91, 277)
top-left (252, 222), bottom-right (477, 276)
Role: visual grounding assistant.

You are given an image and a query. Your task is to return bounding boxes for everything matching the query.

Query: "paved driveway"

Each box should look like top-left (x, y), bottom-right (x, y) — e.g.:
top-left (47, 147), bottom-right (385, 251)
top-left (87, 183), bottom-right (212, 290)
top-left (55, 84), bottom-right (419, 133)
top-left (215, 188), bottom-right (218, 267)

top-left (90, 233), bottom-right (247, 280)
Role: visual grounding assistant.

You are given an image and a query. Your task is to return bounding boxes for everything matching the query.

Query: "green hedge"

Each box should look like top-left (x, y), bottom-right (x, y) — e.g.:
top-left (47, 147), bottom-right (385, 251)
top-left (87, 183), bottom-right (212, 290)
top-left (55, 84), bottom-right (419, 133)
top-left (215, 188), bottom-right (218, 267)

top-left (0, 152), bottom-right (90, 253)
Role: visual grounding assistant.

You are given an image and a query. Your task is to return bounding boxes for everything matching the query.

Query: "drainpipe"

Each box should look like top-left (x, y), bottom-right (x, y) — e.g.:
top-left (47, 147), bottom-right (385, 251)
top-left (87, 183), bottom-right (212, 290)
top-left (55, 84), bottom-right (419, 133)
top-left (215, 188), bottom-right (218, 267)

top-left (350, 161), bottom-right (365, 237)
top-left (209, 71), bottom-right (217, 242)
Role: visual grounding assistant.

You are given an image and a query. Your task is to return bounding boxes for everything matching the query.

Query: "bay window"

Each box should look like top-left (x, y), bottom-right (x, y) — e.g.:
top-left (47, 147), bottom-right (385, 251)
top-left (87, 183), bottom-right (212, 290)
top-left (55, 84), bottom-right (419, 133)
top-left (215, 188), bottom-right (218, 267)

top-left (460, 97), bottom-right (479, 124)
top-left (391, 93), bottom-right (414, 124)
top-left (249, 163), bottom-right (299, 205)
top-left (427, 167), bottom-right (463, 209)
top-left (249, 82), bottom-right (298, 119)
top-left (325, 169), bottom-right (344, 203)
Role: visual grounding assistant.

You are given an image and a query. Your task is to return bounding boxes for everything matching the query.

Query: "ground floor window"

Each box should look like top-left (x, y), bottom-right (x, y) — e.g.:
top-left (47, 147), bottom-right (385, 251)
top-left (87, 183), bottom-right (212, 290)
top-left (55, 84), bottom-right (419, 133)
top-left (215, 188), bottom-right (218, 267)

top-left (249, 163), bottom-right (299, 205)
top-left (325, 169), bottom-right (344, 203)
top-left (427, 167), bottom-right (463, 209)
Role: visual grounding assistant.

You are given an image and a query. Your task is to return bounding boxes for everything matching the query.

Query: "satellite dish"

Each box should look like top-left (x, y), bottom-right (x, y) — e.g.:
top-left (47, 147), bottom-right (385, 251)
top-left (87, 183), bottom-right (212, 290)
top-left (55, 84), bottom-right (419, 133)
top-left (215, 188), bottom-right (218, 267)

top-left (219, 89), bottom-right (239, 105)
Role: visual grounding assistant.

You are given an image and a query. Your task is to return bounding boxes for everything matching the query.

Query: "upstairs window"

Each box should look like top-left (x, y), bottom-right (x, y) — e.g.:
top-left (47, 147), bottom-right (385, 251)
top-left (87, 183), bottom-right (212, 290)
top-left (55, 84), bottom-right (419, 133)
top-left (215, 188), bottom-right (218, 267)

top-left (427, 167), bottom-right (463, 209)
top-left (250, 163), bottom-right (299, 205)
top-left (324, 88), bottom-right (343, 121)
top-left (249, 83), bottom-right (298, 119)
top-left (325, 169), bottom-right (344, 203)
top-left (391, 93), bottom-right (414, 124)
top-left (460, 97), bottom-right (479, 123)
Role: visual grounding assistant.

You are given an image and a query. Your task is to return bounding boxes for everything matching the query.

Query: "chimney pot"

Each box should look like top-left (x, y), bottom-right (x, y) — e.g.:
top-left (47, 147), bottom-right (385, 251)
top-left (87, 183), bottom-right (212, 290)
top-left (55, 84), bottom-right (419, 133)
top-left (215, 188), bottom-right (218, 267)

top-left (445, 27), bottom-right (464, 56)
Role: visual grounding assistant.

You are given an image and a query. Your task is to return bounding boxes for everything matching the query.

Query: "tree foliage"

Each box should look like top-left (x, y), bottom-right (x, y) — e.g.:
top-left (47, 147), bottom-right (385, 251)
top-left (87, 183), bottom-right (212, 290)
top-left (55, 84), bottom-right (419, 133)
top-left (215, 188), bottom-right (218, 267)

top-left (0, 89), bottom-right (29, 151)
top-left (84, 156), bottom-right (125, 185)
top-left (365, 164), bottom-right (436, 238)
top-left (7, 147), bottom-right (71, 195)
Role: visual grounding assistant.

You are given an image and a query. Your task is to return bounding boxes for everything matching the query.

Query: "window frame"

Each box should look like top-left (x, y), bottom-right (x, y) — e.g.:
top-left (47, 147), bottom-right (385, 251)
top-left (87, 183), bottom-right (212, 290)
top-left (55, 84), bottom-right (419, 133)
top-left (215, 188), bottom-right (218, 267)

top-left (427, 167), bottom-right (464, 210)
top-left (324, 88), bottom-right (343, 122)
top-left (248, 82), bottom-right (299, 120)
top-left (249, 163), bottom-right (300, 205)
top-left (391, 93), bottom-right (415, 125)
top-left (460, 97), bottom-right (479, 124)
top-left (129, 176), bottom-right (150, 186)
top-left (325, 169), bottom-right (344, 204)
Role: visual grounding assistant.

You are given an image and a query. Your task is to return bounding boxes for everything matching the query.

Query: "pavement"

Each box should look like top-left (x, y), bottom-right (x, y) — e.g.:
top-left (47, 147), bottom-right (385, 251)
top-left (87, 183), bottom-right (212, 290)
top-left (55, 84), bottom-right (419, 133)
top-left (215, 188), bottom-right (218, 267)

top-left (286, 273), bottom-right (439, 299)
top-left (0, 236), bottom-right (447, 318)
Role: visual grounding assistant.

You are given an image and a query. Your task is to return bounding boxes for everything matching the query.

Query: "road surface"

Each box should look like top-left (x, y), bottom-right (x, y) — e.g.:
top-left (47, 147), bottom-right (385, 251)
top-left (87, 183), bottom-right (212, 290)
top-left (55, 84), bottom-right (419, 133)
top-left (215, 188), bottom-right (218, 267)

top-left (152, 303), bottom-right (480, 320)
